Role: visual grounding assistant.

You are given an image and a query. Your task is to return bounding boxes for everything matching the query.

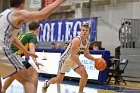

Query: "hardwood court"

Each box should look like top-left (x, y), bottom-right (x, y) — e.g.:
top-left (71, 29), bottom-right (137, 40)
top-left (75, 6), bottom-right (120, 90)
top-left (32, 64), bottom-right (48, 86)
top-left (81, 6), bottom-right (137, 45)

top-left (2, 77), bottom-right (140, 93)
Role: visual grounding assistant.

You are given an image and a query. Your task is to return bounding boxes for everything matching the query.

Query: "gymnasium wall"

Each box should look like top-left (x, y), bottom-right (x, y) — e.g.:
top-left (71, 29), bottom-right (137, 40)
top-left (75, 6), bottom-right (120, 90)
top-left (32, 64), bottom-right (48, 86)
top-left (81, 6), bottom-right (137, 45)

top-left (20, 1), bottom-right (140, 56)
top-left (89, 2), bottom-right (140, 56)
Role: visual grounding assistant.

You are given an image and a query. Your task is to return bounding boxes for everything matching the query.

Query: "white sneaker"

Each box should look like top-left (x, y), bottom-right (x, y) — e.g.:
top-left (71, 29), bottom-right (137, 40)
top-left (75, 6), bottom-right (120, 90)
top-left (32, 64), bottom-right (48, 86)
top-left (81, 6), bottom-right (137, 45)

top-left (42, 80), bottom-right (49, 93)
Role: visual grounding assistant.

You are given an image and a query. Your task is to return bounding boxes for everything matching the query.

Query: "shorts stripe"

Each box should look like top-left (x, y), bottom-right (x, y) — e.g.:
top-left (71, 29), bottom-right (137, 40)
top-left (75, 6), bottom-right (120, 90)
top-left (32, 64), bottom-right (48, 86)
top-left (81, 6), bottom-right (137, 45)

top-left (3, 48), bottom-right (17, 70)
top-left (58, 61), bottom-right (63, 73)
top-left (73, 65), bottom-right (83, 71)
top-left (61, 43), bottom-right (72, 60)
top-left (12, 53), bottom-right (23, 67)
top-left (3, 70), bottom-right (17, 79)
top-left (3, 48), bottom-right (23, 69)
top-left (3, 48), bottom-right (18, 78)
top-left (73, 66), bottom-right (79, 71)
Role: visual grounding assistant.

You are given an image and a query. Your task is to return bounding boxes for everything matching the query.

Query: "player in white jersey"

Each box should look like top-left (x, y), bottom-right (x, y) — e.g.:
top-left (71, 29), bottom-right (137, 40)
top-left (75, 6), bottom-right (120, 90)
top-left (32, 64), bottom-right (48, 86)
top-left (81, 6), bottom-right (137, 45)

top-left (42, 23), bottom-right (99, 93)
top-left (0, 0), bottom-right (65, 93)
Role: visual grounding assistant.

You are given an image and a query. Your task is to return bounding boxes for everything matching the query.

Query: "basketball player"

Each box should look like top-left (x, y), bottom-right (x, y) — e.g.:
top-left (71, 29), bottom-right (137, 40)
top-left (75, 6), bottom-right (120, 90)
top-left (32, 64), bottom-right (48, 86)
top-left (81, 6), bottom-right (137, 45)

top-left (2, 21), bottom-right (43, 93)
top-left (0, 0), bottom-right (65, 93)
top-left (42, 23), bottom-right (99, 93)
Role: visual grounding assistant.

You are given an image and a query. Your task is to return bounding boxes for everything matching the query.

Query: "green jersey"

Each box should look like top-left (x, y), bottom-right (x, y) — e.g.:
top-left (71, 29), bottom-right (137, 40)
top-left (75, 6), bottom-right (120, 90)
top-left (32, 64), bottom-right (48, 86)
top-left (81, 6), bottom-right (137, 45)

top-left (11, 32), bottom-right (37, 56)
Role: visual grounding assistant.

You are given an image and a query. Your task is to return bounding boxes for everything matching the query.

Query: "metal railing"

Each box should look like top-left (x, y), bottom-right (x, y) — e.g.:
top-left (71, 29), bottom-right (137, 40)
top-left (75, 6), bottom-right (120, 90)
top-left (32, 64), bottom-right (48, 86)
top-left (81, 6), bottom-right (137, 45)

top-left (119, 19), bottom-right (140, 48)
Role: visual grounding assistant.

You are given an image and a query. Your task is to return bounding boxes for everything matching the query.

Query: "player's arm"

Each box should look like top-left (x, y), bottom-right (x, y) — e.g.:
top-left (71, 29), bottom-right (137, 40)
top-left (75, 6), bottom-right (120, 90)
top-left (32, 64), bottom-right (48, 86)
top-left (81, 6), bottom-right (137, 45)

top-left (29, 43), bottom-right (37, 62)
top-left (84, 43), bottom-right (98, 61)
top-left (69, 38), bottom-right (83, 67)
top-left (12, 37), bottom-right (37, 58)
top-left (15, 0), bottom-right (65, 21)
top-left (28, 43), bottom-right (43, 67)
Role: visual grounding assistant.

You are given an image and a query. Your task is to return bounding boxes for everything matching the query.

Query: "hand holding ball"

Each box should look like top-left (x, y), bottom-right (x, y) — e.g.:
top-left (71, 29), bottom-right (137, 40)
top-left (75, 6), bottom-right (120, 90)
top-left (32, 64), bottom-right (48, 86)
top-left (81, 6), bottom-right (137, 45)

top-left (95, 58), bottom-right (106, 71)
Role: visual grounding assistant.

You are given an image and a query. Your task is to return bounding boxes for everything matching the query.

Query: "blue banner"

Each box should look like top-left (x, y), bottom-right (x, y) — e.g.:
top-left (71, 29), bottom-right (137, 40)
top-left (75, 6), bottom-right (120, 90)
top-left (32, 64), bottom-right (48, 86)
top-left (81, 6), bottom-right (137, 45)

top-left (38, 17), bottom-right (97, 42)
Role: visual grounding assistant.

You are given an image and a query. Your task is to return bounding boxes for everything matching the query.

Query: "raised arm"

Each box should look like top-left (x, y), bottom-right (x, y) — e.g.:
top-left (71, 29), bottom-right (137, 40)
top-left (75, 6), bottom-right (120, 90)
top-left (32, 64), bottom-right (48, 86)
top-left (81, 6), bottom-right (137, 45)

top-left (69, 38), bottom-right (83, 67)
top-left (14, 0), bottom-right (65, 22)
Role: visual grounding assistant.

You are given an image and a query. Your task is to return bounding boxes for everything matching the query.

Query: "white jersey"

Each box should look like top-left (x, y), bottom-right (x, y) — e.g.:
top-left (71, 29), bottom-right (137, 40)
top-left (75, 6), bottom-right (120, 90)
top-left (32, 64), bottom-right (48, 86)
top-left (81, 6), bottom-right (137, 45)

top-left (0, 9), bottom-right (24, 78)
top-left (60, 36), bottom-right (90, 61)
top-left (0, 8), bottom-right (21, 48)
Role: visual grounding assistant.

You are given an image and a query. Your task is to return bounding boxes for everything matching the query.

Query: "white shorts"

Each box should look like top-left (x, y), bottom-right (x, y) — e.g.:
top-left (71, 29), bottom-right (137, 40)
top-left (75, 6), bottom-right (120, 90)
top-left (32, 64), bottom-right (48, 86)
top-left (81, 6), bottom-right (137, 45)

top-left (0, 47), bottom-right (24, 79)
top-left (58, 56), bottom-right (80, 74)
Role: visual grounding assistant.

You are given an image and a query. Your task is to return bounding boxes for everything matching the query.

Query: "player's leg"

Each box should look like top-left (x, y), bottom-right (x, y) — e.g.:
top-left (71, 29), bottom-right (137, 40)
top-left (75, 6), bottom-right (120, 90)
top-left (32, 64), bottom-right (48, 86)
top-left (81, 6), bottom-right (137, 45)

top-left (12, 68), bottom-right (36, 93)
top-left (74, 65), bottom-right (88, 93)
top-left (0, 49), bottom-right (36, 93)
top-left (47, 59), bottom-right (72, 85)
top-left (2, 65), bottom-right (38, 93)
top-left (42, 72), bottom-right (65, 93)
top-left (27, 66), bottom-right (39, 91)
top-left (48, 72), bottom-right (65, 85)
top-left (0, 67), bottom-right (36, 93)
top-left (2, 76), bottom-right (15, 93)
top-left (42, 59), bottom-right (69, 93)
top-left (22, 61), bottom-right (39, 92)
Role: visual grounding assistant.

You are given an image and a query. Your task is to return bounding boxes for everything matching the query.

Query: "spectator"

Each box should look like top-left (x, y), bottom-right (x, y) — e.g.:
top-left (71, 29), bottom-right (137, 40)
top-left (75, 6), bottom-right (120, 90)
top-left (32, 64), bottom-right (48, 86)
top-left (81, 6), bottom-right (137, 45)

top-left (56, 43), bottom-right (61, 49)
top-left (50, 43), bottom-right (56, 49)
top-left (92, 43), bottom-right (100, 50)
top-left (64, 42), bottom-right (69, 49)
top-left (93, 43), bottom-right (105, 50)
top-left (115, 46), bottom-right (120, 59)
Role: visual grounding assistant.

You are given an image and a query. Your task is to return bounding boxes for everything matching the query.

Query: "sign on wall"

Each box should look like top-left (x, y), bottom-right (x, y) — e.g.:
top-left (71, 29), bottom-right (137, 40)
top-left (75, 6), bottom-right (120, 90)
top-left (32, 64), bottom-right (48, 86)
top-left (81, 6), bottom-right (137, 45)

top-left (44, 0), bottom-right (56, 7)
top-left (38, 17), bottom-right (97, 42)
top-left (28, 52), bottom-right (102, 80)
top-left (30, 0), bottom-right (41, 9)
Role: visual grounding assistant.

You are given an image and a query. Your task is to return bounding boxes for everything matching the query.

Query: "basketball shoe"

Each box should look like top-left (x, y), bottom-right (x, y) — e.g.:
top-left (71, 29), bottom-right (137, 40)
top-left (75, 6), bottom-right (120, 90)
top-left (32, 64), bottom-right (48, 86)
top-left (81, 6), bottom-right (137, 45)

top-left (42, 80), bottom-right (49, 93)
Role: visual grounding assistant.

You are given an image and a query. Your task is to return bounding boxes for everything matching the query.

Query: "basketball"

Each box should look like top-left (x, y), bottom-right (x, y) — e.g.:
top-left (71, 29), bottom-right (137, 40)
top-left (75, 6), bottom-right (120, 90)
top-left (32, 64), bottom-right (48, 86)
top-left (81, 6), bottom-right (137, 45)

top-left (95, 58), bottom-right (106, 71)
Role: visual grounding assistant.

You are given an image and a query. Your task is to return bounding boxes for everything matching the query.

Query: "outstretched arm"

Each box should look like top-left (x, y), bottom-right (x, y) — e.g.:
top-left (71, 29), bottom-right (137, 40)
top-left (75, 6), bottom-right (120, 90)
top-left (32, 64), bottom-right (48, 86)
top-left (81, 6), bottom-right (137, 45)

top-left (15, 0), bottom-right (66, 21)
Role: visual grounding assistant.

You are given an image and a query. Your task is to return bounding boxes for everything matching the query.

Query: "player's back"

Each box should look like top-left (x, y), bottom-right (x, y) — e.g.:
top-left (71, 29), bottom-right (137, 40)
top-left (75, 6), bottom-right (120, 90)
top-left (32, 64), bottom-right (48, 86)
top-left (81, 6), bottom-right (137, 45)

top-left (0, 9), bottom-right (21, 47)
top-left (0, 9), bottom-right (13, 42)
top-left (11, 32), bottom-right (37, 55)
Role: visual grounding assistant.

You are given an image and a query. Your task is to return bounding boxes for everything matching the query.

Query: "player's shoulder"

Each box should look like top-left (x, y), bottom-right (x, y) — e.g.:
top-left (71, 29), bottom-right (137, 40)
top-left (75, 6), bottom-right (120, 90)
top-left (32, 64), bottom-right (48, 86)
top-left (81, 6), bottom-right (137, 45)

top-left (16, 10), bottom-right (28, 14)
top-left (73, 37), bottom-right (80, 41)
top-left (13, 10), bottom-right (29, 17)
top-left (72, 37), bottom-right (81, 45)
top-left (26, 32), bottom-right (36, 37)
top-left (0, 9), bottom-right (11, 16)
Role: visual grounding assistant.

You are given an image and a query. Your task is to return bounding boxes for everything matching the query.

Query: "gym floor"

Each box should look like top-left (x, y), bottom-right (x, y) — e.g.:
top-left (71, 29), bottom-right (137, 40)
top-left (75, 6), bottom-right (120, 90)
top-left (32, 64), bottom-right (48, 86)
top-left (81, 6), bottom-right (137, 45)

top-left (2, 77), bottom-right (140, 93)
